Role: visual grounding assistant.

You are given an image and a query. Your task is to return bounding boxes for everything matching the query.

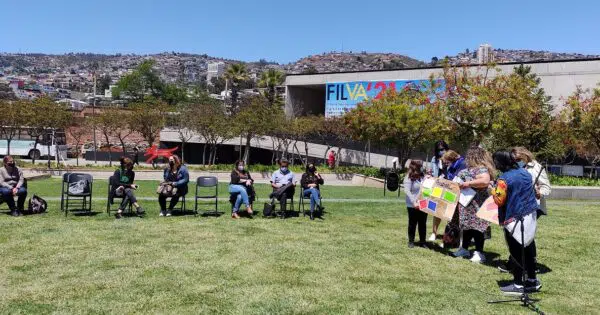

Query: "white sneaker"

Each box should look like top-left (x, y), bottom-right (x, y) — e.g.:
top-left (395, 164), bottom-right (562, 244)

top-left (159, 211), bottom-right (165, 217)
top-left (470, 251), bottom-right (486, 263)
top-left (166, 211), bottom-right (172, 217)
top-left (428, 233), bottom-right (437, 241)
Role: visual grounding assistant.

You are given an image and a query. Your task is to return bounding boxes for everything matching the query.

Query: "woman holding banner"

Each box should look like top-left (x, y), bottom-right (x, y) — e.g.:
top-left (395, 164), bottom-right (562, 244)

top-left (452, 147), bottom-right (495, 263)
top-left (428, 140), bottom-right (449, 242)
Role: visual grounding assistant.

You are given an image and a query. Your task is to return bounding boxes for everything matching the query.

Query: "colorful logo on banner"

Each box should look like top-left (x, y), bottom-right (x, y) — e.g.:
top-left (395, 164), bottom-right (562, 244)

top-left (417, 177), bottom-right (460, 221)
top-left (324, 79), bottom-right (444, 117)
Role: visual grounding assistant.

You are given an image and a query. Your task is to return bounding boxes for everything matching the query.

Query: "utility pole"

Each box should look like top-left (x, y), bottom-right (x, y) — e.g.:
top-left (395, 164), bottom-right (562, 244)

top-left (92, 72), bottom-right (98, 163)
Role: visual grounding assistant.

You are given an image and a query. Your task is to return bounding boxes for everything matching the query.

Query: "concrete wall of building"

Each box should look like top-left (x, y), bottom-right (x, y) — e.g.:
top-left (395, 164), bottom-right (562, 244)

top-left (285, 86), bottom-right (325, 116)
top-left (285, 59), bottom-right (600, 114)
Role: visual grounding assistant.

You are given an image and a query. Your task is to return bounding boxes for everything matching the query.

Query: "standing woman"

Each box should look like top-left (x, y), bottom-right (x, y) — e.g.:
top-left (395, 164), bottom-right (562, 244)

top-left (229, 160), bottom-right (254, 219)
top-left (492, 151), bottom-right (541, 294)
top-left (441, 150), bottom-right (467, 181)
top-left (404, 160), bottom-right (427, 248)
top-left (300, 163), bottom-right (325, 220)
top-left (429, 140), bottom-right (449, 241)
top-left (452, 147), bottom-right (496, 263)
top-left (512, 147), bottom-right (551, 215)
top-left (158, 154), bottom-right (189, 216)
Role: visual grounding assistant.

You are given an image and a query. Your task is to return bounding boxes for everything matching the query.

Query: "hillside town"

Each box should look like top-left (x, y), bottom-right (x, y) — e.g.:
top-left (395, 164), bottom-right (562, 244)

top-left (1, 45), bottom-right (599, 106)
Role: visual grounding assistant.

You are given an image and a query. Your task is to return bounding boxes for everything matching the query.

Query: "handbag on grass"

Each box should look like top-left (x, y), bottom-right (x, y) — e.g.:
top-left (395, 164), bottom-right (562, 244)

top-left (157, 182), bottom-right (178, 196)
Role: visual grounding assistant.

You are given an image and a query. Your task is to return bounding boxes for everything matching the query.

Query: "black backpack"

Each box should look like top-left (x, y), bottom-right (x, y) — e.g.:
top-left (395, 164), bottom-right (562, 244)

top-left (27, 195), bottom-right (48, 214)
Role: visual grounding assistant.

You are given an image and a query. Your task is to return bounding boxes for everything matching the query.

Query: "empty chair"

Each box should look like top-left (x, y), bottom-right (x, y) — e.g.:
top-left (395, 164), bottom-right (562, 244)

top-left (61, 173), bottom-right (93, 216)
top-left (195, 176), bottom-right (218, 216)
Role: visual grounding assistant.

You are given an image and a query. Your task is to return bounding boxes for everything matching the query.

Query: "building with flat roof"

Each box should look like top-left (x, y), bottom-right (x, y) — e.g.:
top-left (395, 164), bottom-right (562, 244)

top-left (284, 58), bottom-right (600, 117)
top-left (207, 61), bottom-right (226, 84)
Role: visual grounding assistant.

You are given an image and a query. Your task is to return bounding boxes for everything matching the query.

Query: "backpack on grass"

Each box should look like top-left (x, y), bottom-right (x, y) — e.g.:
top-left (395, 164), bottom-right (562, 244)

top-left (27, 195), bottom-right (48, 214)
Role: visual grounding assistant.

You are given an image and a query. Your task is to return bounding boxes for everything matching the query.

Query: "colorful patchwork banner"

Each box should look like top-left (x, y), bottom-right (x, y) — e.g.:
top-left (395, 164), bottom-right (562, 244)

top-left (417, 177), bottom-right (460, 220)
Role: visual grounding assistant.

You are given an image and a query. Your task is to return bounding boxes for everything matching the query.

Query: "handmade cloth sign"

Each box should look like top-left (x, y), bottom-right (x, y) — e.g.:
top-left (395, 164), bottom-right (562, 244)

top-left (476, 196), bottom-right (499, 225)
top-left (417, 177), bottom-right (460, 220)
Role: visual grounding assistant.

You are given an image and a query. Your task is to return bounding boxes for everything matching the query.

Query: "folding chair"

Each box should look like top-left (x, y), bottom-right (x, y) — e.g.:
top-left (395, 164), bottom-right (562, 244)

top-left (61, 173), bottom-right (93, 216)
top-left (299, 188), bottom-right (323, 217)
top-left (195, 176), bottom-right (218, 216)
top-left (229, 186), bottom-right (256, 215)
top-left (106, 175), bottom-right (132, 216)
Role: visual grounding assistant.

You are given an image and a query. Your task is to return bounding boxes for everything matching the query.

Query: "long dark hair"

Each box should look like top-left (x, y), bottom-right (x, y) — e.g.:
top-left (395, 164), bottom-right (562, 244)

top-left (408, 160), bottom-right (424, 181)
top-left (493, 151), bottom-right (519, 173)
top-left (433, 140), bottom-right (449, 160)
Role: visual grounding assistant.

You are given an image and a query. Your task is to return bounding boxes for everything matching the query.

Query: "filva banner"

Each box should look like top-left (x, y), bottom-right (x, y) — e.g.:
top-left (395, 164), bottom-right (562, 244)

top-left (324, 79), bottom-right (444, 117)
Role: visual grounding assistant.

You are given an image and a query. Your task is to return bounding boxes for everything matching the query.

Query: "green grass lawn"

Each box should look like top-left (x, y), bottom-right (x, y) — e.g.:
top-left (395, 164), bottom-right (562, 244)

top-left (0, 179), bottom-right (598, 314)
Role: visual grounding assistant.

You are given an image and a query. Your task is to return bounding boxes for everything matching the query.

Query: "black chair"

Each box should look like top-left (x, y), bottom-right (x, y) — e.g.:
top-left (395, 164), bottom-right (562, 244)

top-left (61, 173), bottom-right (93, 216)
top-left (106, 175), bottom-right (132, 216)
top-left (299, 188), bottom-right (323, 217)
top-left (195, 176), bottom-right (218, 216)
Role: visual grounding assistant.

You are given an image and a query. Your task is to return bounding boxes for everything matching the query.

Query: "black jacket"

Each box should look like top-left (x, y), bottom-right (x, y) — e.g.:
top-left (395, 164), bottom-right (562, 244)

top-left (301, 173), bottom-right (324, 190)
top-left (230, 170), bottom-right (253, 185)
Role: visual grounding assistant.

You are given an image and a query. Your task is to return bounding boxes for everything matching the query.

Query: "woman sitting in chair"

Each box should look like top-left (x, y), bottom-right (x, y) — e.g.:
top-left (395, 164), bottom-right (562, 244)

top-left (300, 163), bottom-right (324, 220)
top-left (159, 154), bottom-right (189, 217)
top-left (229, 160), bottom-right (254, 219)
top-left (112, 157), bottom-right (144, 219)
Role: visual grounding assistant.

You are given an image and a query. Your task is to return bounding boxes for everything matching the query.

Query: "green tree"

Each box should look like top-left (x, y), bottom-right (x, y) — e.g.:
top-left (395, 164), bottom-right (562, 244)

top-left (224, 63), bottom-right (249, 112)
top-left (233, 96), bottom-right (274, 164)
top-left (559, 86), bottom-right (600, 167)
top-left (97, 74), bottom-right (112, 93)
top-left (0, 100), bottom-right (25, 156)
top-left (169, 102), bottom-right (197, 163)
top-left (0, 83), bottom-right (17, 100)
top-left (94, 109), bottom-right (129, 167)
top-left (67, 117), bottom-right (90, 166)
top-left (189, 101), bottom-right (233, 165)
top-left (258, 69), bottom-right (285, 105)
top-left (344, 87), bottom-right (448, 164)
top-left (22, 97), bottom-right (70, 164)
top-left (129, 99), bottom-right (168, 148)
top-left (112, 59), bottom-right (187, 104)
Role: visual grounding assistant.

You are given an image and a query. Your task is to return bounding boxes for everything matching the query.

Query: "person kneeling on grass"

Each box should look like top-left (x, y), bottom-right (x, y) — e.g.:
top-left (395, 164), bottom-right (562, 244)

top-left (159, 155), bottom-right (189, 217)
top-left (404, 159), bottom-right (427, 248)
top-left (112, 157), bottom-right (144, 219)
top-left (300, 163), bottom-right (325, 220)
top-left (0, 156), bottom-right (27, 217)
top-left (492, 150), bottom-right (542, 295)
top-left (229, 160), bottom-right (254, 219)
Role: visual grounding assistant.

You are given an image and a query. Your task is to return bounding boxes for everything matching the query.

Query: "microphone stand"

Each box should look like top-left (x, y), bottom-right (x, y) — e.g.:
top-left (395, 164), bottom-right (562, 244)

top-left (488, 215), bottom-right (544, 314)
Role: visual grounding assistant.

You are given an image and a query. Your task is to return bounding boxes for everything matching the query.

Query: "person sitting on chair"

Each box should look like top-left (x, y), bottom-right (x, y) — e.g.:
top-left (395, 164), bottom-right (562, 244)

top-left (159, 154), bottom-right (189, 217)
top-left (270, 158), bottom-right (296, 213)
top-left (112, 157), bottom-right (144, 219)
top-left (0, 156), bottom-right (27, 217)
top-left (300, 163), bottom-right (324, 220)
top-left (229, 160), bottom-right (254, 219)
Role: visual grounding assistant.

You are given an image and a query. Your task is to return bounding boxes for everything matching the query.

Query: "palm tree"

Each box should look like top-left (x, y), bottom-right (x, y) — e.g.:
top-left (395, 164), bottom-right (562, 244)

top-left (224, 63), bottom-right (249, 111)
top-left (258, 69), bottom-right (285, 105)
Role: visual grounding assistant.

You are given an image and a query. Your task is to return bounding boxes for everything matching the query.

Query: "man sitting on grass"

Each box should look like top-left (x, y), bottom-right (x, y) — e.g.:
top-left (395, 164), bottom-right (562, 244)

top-left (0, 156), bottom-right (27, 217)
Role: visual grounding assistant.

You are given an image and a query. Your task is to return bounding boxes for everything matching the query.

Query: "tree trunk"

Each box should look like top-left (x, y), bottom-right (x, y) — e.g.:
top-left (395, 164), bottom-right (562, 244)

top-left (271, 138), bottom-right (276, 165)
top-left (181, 141), bottom-right (185, 164)
top-left (76, 142), bottom-right (80, 166)
top-left (244, 134), bottom-right (252, 164)
top-left (304, 141), bottom-right (309, 165)
top-left (202, 144), bottom-right (207, 165)
top-left (47, 143), bottom-right (51, 168)
top-left (32, 137), bottom-right (40, 164)
top-left (6, 139), bottom-right (11, 156)
top-left (104, 135), bottom-right (112, 167)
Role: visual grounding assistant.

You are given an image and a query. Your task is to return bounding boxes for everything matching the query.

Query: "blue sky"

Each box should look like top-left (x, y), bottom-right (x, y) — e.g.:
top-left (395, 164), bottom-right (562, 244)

top-left (1, 0), bottom-right (598, 63)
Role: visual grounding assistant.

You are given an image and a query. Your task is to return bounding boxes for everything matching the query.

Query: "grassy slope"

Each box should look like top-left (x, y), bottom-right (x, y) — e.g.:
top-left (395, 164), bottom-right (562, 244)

top-left (0, 179), bottom-right (598, 314)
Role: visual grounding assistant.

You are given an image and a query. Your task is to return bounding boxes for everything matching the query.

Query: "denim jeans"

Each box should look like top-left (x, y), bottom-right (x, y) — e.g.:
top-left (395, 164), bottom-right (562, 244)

top-left (229, 184), bottom-right (250, 213)
top-left (303, 188), bottom-right (321, 211)
top-left (0, 187), bottom-right (27, 211)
